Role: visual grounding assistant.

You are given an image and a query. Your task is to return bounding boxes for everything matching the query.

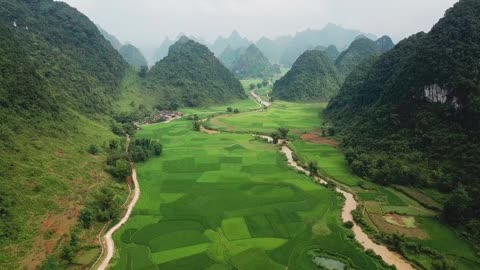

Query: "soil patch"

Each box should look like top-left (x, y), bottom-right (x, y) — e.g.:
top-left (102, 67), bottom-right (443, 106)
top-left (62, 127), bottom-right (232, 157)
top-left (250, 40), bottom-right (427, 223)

top-left (384, 214), bottom-right (416, 228)
top-left (301, 133), bottom-right (338, 147)
top-left (369, 212), bottom-right (428, 239)
top-left (200, 126), bottom-right (219, 134)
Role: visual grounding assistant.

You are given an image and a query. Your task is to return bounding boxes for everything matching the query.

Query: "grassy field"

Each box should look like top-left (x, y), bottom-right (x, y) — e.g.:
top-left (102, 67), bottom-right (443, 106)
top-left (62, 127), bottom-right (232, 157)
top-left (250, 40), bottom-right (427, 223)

top-left (110, 118), bottom-right (390, 270)
top-left (208, 101), bottom-right (325, 134)
top-left (181, 98), bottom-right (260, 119)
top-left (291, 142), bottom-right (362, 186)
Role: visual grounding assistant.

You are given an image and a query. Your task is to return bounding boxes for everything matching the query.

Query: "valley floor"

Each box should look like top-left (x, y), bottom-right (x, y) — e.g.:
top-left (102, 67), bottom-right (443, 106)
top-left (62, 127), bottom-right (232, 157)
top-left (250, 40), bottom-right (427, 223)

top-left (109, 88), bottom-right (480, 270)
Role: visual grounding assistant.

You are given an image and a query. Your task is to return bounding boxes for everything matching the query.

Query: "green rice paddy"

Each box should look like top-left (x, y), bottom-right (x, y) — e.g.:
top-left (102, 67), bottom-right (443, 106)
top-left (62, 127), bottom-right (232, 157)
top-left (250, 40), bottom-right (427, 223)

top-left (110, 118), bottom-right (389, 270)
top-left (111, 91), bottom-right (480, 270)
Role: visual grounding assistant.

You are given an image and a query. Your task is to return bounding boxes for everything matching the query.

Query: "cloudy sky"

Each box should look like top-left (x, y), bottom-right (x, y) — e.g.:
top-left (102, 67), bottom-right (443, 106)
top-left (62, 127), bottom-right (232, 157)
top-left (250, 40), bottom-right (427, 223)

top-left (62, 0), bottom-right (459, 47)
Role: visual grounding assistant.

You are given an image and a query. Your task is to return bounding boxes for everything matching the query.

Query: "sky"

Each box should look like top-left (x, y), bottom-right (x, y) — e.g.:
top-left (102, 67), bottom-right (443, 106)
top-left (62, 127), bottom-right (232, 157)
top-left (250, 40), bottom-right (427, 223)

top-left (61, 0), bottom-right (459, 47)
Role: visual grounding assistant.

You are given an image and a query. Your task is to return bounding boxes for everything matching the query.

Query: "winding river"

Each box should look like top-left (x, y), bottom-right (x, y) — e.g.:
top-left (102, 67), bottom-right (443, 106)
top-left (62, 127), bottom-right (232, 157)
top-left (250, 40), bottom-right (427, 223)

top-left (280, 145), bottom-right (415, 270)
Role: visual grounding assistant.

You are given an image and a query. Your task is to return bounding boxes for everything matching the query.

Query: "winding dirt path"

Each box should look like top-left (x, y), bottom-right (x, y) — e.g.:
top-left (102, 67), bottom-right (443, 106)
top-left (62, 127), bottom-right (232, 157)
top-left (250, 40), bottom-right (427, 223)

top-left (95, 116), bottom-right (182, 270)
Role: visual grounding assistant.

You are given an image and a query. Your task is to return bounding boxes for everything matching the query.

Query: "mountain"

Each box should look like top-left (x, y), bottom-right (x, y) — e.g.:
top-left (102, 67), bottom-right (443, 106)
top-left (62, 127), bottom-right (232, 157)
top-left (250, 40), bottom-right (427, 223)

top-left (335, 36), bottom-right (392, 80)
top-left (147, 37), bottom-right (246, 107)
top-left (210, 30), bottom-right (251, 55)
top-left (229, 44), bottom-right (280, 79)
top-left (153, 37), bottom-right (174, 64)
top-left (219, 45), bottom-right (246, 69)
top-left (272, 50), bottom-right (341, 101)
top-left (375, 35), bottom-right (394, 52)
top-left (255, 35), bottom-right (293, 64)
top-left (97, 24), bottom-right (122, 50)
top-left (279, 24), bottom-right (377, 67)
top-left (325, 0), bottom-right (480, 241)
top-left (119, 44), bottom-right (148, 69)
top-left (0, 0), bottom-right (128, 267)
top-left (322, 45), bottom-right (341, 62)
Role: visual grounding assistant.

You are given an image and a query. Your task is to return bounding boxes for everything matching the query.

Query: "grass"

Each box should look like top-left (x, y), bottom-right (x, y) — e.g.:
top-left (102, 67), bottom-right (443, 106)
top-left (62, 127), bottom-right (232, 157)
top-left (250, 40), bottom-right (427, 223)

top-left (110, 93), bottom-right (480, 270)
top-left (0, 110), bottom-right (127, 268)
top-left (292, 142), bottom-right (362, 186)
top-left (110, 117), bottom-right (390, 270)
top-left (208, 101), bottom-right (325, 134)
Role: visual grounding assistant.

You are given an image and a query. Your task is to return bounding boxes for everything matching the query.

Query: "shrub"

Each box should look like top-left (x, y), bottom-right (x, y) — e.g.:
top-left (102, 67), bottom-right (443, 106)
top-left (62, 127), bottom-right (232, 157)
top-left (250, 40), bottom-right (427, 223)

top-left (87, 144), bottom-right (99, 155)
top-left (343, 221), bottom-right (354, 229)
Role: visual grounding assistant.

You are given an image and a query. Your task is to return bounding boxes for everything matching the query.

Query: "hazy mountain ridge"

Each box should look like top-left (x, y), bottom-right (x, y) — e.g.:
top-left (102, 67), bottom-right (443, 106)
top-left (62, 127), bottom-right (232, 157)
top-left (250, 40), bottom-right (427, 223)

top-left (226, 44), bottom-right (280, 79)
top-left (119, 43), bottom-right (148, 69)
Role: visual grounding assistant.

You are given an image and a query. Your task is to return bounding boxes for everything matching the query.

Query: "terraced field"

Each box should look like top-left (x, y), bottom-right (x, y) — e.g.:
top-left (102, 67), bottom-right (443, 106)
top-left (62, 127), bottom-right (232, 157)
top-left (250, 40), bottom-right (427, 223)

top-left (110, 118), bottom-right (390, 270)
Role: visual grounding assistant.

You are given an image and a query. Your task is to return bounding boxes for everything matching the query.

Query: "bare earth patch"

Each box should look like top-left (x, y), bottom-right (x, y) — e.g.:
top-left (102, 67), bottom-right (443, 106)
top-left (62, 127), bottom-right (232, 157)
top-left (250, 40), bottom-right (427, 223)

top-left (300, 133), bottom-right (338, 147)
top-left (368, 212), bottom-right (428, 239)
top-left (200, 126), bottom-right (219, 134)
top-left (384, 214), bottom-right (416, 228)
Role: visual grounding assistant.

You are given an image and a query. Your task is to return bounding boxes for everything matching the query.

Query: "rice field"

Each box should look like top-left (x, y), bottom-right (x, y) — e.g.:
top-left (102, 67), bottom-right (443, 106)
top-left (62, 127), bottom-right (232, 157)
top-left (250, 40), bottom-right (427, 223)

top-left (208, 101), bottom-right (325, 134)
top-left (111, 97), bottom-right (480, 270)
top-left (110, 118), bottom-right (390, 270)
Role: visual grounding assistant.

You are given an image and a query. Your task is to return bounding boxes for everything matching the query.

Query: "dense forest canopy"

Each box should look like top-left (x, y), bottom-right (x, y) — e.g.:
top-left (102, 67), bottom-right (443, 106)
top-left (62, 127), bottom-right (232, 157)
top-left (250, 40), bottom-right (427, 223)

top-left (326, 0), bottom-right (480, 241)
top-left (335, 36), bottom-right (392, 80)
top-left (146, 37), bottom-right (247, 107)
top-left (272, 50), bottom-right (341, 102)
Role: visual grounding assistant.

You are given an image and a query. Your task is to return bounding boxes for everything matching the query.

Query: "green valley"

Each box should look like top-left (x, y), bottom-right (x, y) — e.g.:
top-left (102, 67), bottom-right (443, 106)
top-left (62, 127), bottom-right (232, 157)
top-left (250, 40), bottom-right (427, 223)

top-left (2, 0), bottom-right (480, 269)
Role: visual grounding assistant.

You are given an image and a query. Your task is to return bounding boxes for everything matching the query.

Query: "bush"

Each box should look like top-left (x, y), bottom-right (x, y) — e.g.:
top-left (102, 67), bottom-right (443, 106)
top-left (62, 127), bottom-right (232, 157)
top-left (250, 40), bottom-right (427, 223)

top-left (87, 144), bottom-right (99, 155)
top-left (233, 108), bottom-right (240, 114)
top-left (109, 159), bottom-right (131, 180)
top-left (79, 208), bottom-right (94, 229)
top-left (343, 221), bottom-right (354, 229)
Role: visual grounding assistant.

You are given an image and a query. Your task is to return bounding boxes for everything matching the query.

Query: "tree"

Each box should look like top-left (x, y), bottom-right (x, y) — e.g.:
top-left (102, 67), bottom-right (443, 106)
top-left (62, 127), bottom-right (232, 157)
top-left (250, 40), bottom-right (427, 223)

top-left (152, 141), bottom-right (163, 156)
top-left (109, 139), bottom-right (119, 150)
top-left (233, 108), bottom-right (240, 114)
top-left (138, 65), bottom-right (148, 78)
top-left (227, 107), bottom-right (233, 113)
top-left (307, 161), bottom-right (319, 176)
top-left (129, 146), bottom-right (147, 162)
top-left (250, 83), bottom-right (256, 90)
top-left (277, 128), bottom-right (289, 139)
top-left (262, 79), bottom-right (269, 87)
top-left (271, 132), bottom-right (280, 144)
top-left (443, 185), bottom-right (472, 226)
top-left (39, 256), bottom-right (60, 270)
top-left (257, 82), bottom-right (263, 89)
top-left (79, 208), bottom-right (94, 229)
top-left (193, 120), bottom-right (201, 131)
top-left (110, 159), bottom-right (131, 179)
top-left (88, 144), bottom-right (99, 155)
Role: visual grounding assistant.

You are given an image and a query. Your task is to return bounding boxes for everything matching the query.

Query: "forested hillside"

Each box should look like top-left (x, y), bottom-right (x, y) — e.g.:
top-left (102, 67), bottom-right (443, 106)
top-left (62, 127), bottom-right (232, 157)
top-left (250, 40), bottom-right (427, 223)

top-left (119, 44), bottom-right (148, 69)
top-left (335, 36), bottom-right (392, 80)
top-left (147, 37), bottom-right (247, 107)
top-left (97, 24), bottom-right (122, 50)
top-left (229, 44), bottom-right (280, 79)
top-left (0, 0), bottom-right (128, 268)
top-left (325, 0), bottom-right (480, 243)
top-left (272, 50), bottom-right (341, 101)
top-left (321, 45), bottom-right (341, 62)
